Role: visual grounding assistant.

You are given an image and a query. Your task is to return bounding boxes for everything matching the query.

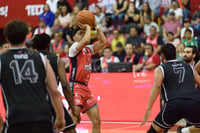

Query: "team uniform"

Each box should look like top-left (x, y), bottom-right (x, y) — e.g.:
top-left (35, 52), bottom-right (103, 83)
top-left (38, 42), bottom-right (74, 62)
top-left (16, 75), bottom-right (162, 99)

top-left (0, 48), bottom-right (53, 133)
top-left (41, 51), bottom-right (75, 131)
top-left (153, 60), bottom-right (200, 129)
top-left (69, 42), bottom-right (97, 113)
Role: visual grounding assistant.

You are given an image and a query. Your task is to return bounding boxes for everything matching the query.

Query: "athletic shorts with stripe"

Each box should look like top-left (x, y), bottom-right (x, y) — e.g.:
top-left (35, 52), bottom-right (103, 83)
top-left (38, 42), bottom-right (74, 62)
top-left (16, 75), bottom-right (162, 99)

top-left (71, 82), bottom-right (97, 113)
top-left (153, 99), bottom-right (200, 129)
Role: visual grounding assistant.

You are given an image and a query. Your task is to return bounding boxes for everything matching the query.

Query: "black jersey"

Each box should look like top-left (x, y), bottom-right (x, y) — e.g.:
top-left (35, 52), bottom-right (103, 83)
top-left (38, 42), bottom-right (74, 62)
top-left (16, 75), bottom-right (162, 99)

top-left (0, 48), bottom-right (52, 125)
top-left (41, 51), bottom-right (58, 81)
top-left (159, 60), bottom-right (200, 102)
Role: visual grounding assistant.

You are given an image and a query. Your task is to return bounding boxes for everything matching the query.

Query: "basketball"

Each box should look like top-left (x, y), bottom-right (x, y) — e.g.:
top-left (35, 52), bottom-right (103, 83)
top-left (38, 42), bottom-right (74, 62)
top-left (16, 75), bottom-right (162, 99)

top-left (76, 10), bottom-right (95, 27)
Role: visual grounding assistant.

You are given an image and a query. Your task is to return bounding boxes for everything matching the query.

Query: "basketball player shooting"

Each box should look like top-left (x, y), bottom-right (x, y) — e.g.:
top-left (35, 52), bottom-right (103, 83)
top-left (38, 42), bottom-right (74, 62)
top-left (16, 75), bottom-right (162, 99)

top-left (68, 10), bottom-right (107, 133)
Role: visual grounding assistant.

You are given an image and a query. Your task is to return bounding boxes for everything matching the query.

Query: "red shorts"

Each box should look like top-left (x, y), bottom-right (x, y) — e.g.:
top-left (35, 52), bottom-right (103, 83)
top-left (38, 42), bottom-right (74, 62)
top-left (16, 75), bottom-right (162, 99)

top-left (72, 82), bottom-right (97, 113)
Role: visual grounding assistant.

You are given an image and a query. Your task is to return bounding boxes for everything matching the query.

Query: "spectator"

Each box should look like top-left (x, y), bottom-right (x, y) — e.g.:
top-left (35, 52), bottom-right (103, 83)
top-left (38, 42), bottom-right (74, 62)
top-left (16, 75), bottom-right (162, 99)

top-left (164, 1), bottom-right (183, 22)
top-left (39, 4), bottom-right (55, 27)
top-left (135, 43), bottom-right (160, 72)
top-left (51, 32), bottom-right (67, 54)
top-left (58, 5), bottom-right (71, 27)
top-left (111, 29), bottom-right (126, 52)
top-left (140, 2), bottom-right (155, 28)
top-left (46, 0), bottom-right (59, 13)
top-left (163, 11), bottom-right (181, 40)
top-left (165, 32), bottom-right (181, 48)
top-left (124, 2), bottom-right (140, 26)
top-left (126, 26), bottom-right (145, 47)
top-left (191, 2), bottom-right (200, 25)
top-left (124, 43), bottom-right (137, 66)
top-left (59, 45), bottom-right (70, 72)
top-left (75, 0), bottom-right (88, 10)
top-left (100, 47), bottom-right (120, 73)
top-left (191, 2), bottom-right (200, 48)
top-left (176, 0), bottom-right (191, 20)
top-left (111, 0), bottom-right (128, 29)
top-left (51, 18), bottom-right (63, 34)
top-left (181, 19), bottom-right (194, 41)
top-left (63, 15), bottom-right (77, 45)
top-left (113, 42), bottom-right (126, 62)
top-left (98, 0), bottom-right (116, 28)
top-left (144, 0), bottom-right (162, 17)
top-left (134, 0), bottom-right (143, 11)
top-left (71, 5), bottom-right (81, 16)
top-left (134, 43), bottom-right (144, 65)
top-left (33, 18), bottom-right (52, 36)
top-left (26, 24), bottom-right (33, 45)
top-left (143, 16), bottom-right (159, 37)
top-left (95, 5), bottom-right (106, 33)
top-left (0, 42), bottom-right (10, 54)
top-left (176, 43), bottom-right (185, 61)
top-left (145, 26), bottom-right (163, 54)
top-left (182, 29), bottom-right (198, 48)
top-left (57, 0), bottom-right (72, 13)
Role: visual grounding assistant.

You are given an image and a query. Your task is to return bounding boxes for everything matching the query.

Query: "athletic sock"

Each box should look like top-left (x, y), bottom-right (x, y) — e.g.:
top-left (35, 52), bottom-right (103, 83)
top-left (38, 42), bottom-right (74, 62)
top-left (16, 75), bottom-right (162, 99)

top-left (181, 127), bottom-right (191, 133)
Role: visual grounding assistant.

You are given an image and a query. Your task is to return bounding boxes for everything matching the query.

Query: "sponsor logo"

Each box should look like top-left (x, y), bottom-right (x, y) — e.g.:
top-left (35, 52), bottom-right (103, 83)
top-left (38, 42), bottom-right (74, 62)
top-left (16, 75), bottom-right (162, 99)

top-left (14, 54), bottom-right (28, 59)
top-left (25, 5), bottom-right (43, 16)
top-left (0, 6), bottom-right (8, 17)
top-left (84, 64), bottom-right (91, 71)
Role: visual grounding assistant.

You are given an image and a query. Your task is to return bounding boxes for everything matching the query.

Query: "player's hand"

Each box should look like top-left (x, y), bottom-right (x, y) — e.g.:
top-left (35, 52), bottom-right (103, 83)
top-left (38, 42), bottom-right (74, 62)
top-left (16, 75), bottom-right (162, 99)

top-left (78, 22), bottom-right (90, 29)
top-left (70, 110), bottom-right (81, 125)
top-left (140, 109), bottom-right (151, 126)
top-left (54, 117), bottom-right (65, 133)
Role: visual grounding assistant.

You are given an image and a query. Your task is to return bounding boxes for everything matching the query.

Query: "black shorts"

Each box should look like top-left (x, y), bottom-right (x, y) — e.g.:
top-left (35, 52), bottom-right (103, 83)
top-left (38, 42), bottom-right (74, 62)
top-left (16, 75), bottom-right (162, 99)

top-left (1, 122), bottom-right (53, 133)
top-left (153, 99), bottom-right (200, 129)
top-left (63, 106), bottom-right (76, 131)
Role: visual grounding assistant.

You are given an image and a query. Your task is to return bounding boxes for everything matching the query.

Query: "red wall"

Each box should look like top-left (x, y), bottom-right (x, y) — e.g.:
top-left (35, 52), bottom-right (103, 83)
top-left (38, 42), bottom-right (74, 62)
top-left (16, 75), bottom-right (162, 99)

top-left (0, 72), bottom-right (160, 122)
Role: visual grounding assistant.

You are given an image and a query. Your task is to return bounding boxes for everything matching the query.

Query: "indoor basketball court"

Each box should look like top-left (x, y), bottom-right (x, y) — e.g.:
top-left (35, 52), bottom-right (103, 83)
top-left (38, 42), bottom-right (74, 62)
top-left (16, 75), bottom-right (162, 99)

top-left (76, 121), bottom-right (179, 133)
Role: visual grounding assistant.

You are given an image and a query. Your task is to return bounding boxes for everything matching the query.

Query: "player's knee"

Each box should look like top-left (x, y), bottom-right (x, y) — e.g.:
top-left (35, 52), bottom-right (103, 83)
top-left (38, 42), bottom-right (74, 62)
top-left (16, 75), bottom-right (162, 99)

top-left (147, 126), bottom-right (158, 133)
top-left (91, 117), bottom-right (101, 126)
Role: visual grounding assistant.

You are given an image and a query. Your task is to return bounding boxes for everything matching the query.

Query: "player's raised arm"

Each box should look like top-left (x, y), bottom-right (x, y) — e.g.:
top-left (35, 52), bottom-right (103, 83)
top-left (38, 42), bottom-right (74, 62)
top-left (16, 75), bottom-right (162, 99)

top-left (45, 58), bottom-right (65, 131)
top-left (93, 25), bottom-right (108, 53)
top-left (75, 23), bottom-right (91, 52)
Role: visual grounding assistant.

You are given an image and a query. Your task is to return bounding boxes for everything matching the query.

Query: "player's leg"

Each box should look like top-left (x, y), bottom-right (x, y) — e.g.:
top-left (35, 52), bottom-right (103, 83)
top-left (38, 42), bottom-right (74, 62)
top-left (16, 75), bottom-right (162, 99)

top-left (147, 123), bottom-right (165, 133)
top-left (85, 104), bottom-right (101, 133)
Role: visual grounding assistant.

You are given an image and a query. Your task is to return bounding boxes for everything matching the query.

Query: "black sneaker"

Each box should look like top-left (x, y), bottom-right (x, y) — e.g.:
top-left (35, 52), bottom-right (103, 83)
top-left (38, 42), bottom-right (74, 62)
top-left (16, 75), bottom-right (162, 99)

top-left (177, 126), bottom-right (184, 133)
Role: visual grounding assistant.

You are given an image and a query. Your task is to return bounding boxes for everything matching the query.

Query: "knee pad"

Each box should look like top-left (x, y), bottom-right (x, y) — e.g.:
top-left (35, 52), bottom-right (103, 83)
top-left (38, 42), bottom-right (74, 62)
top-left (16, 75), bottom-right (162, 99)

top-left (147, 126), bottom-right (158, 133)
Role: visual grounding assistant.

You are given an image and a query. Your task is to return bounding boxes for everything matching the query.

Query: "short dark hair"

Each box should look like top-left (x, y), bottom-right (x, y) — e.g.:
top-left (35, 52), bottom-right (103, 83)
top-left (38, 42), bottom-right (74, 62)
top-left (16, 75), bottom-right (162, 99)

top-left (144, 43), bottom-right (154, 51)
top-left (167, 32), bottom-right (174, 36)
top-left (185, 29), bottom-right (192, 34)
top-left (32, 33), bottom-right (50, 51)
top-left (69, 26), bottom-right (81, 41)
top-left (161, 43), bottom-right (176, 60)
top-left (4, 20), bottom-right (28, 45)
top-left (186, 45), bottom-right (197, 54)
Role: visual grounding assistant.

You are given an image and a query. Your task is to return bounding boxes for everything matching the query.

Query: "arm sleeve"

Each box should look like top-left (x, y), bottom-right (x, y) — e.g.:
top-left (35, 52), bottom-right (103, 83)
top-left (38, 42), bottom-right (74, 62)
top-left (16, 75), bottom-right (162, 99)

top-left (68, 42), bottom-right (79, 57)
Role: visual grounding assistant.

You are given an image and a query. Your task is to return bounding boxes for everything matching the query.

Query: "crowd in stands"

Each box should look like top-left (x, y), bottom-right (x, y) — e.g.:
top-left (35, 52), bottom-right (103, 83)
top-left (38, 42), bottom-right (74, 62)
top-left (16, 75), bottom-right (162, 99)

top-left (1, 0), bottom-right (200, 73)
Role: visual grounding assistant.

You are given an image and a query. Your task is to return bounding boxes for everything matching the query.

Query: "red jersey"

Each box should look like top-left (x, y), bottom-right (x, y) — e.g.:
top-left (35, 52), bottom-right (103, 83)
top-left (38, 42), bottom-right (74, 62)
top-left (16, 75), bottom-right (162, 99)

top-left (146, 34), bottom-right (159, 50)
top-left (69, 42), bottom-right (93, 85)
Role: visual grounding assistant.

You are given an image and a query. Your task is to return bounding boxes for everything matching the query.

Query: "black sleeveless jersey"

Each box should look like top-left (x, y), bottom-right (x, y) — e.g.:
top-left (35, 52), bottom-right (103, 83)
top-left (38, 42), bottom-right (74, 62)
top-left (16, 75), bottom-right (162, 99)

top-left (41, 51), bottom-right (58, 83)
top-left (159, 60), bottom-right (200, 102)
top-left (0, 48), bottom-right (52, 125)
